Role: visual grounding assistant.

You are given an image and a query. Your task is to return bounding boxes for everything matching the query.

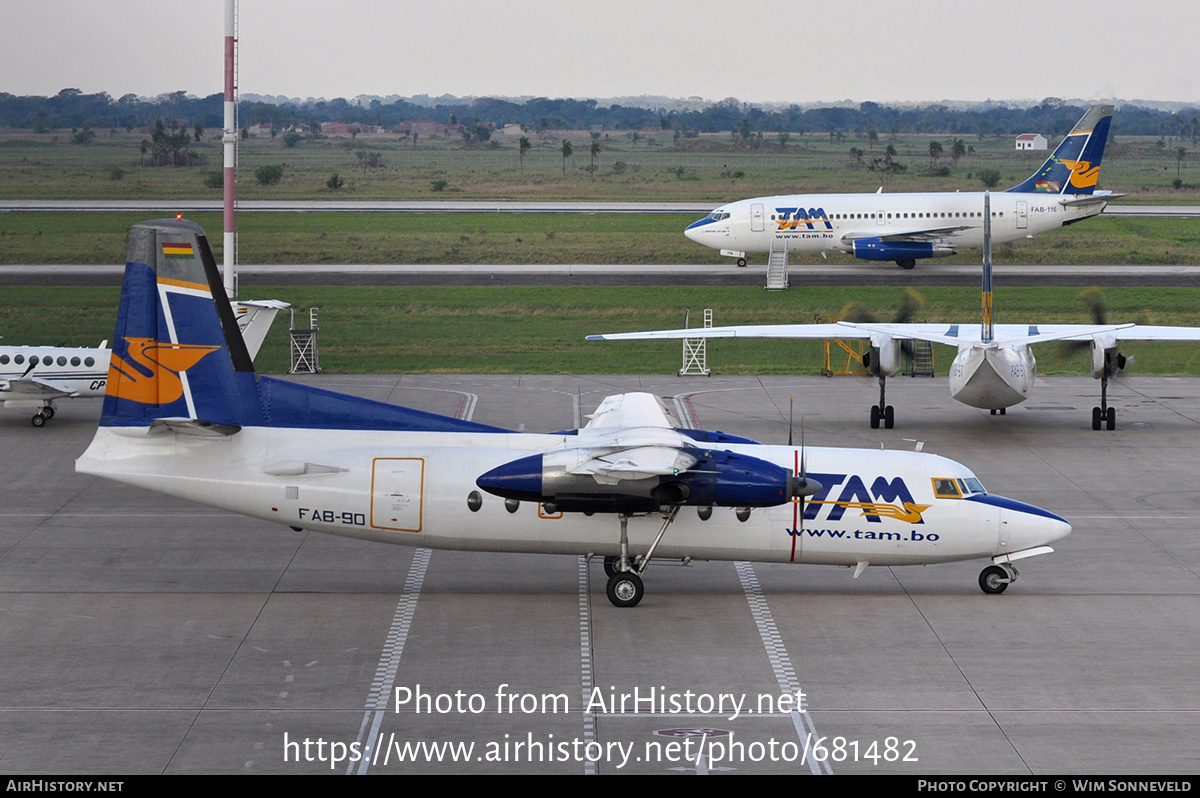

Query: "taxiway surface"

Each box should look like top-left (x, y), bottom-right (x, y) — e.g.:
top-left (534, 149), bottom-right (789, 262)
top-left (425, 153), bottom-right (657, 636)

top-left (4, 261), bottom-right (1200, 287)
top-left (1, 373), bottom-right (1198, 774)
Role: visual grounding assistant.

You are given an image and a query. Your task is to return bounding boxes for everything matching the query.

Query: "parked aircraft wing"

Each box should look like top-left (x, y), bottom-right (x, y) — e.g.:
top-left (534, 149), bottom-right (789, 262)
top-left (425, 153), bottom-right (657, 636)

top-left (1, 376), bottom-right (80, 400)
top-left (839, 224), bottom-right (972, 243)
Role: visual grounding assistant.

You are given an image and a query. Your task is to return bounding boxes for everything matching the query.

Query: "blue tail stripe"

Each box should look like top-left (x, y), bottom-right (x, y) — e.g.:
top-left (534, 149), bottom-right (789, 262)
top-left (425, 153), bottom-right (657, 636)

top-left (102, 219), bottom-right (511, 434)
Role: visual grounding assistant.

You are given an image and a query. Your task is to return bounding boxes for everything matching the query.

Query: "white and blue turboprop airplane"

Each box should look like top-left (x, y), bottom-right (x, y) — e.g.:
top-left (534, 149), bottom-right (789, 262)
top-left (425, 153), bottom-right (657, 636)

top-left (686, 105), bottom-right (1116, 269)
top-left (1, 298), bottom-right (287, 427)
top-left (592, 194), bottom-right (1200, 431)
top-left (75, 218), bottom-right (1070, 604)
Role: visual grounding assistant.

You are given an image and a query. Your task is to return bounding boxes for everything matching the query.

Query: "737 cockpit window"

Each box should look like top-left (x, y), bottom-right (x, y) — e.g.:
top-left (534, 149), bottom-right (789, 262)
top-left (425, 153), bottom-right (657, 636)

top-left (708, 212), bottom-right (731, 221)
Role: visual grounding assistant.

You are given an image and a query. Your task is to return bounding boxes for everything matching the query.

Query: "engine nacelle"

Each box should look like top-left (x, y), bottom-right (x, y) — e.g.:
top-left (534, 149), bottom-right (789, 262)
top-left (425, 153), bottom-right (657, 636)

top-left (861, 340), bottom-right (903, 377)
top-left (475, 449), bottom-right (796, 513)
top-left (852, 238), bottom-right (955, 262)
top-left (1090, 344), bottom-right (1126, 379)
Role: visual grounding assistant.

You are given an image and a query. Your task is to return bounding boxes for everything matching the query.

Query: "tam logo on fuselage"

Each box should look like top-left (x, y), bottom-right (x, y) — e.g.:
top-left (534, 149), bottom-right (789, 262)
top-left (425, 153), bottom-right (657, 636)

top-left (803, 473), bottom-right (928, 524)
top-left (774, 207), bottom-right (833, 232)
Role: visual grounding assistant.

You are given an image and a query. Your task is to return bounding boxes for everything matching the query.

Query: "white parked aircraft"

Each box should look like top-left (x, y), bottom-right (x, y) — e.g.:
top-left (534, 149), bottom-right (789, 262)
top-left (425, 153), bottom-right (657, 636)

top-left (75, 218), bottom-right (1071, 605)
top-left (592, 194), bottom-right (1200, 431)
top-left (2, 299), bottom-right (287, 427)
top-left (686, 105), bottom-right (1116, 269)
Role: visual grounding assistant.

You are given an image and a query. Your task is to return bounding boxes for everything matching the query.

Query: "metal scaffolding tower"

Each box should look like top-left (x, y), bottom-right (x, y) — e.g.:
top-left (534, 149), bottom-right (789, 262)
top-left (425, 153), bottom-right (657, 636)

top-left (679, 308), bottom-right (712, 376)
top-left (289, 307), bottom-right (321, 374)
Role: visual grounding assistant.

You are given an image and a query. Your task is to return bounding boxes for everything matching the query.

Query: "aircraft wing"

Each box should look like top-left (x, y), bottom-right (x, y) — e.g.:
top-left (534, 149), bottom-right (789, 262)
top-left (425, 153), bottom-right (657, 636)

top-left (571, 392), bottom-right (698, 483)
top-left (590, 322), bottom-right (1200, 350)
top-left (839, 224), bottom-right (972, 243)
top-left (582, 391), bottom-right (678, 430)
top-left (0, 375), bottom-right (80, 400)
top-left (588, 323), bottom-right (853, 342)
top-left (589, 322), bottom-right (965, 347)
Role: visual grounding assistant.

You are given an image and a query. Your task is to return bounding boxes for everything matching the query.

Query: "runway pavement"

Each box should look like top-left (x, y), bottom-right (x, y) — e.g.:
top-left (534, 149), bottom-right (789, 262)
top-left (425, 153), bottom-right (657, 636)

top-left (2, 373), bottom-right (1198, 774)
top-left (4, 261), bottom-right (1200, 287)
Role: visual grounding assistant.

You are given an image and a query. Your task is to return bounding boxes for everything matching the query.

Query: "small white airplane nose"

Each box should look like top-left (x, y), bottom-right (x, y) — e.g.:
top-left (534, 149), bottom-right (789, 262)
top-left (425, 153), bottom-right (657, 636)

top-left (684, 218), bottom-right (707, 243)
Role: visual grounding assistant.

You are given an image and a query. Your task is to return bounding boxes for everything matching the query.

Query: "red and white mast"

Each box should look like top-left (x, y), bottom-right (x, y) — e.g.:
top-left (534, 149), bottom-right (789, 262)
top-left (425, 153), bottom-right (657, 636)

top-left (221, 0), bottom-right (238, 298)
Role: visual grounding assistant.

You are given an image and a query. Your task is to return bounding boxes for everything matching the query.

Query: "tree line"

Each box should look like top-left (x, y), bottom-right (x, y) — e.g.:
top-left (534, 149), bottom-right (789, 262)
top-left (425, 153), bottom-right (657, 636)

top-left (1, 88), bottom-right (1196, 142)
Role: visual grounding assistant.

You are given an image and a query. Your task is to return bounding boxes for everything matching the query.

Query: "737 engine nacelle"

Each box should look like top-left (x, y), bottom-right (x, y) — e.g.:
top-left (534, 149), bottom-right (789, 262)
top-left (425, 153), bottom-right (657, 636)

top-left (851, 238), bottom-right (955, 262)
top-left (476, 449), bottom-right (796, 514)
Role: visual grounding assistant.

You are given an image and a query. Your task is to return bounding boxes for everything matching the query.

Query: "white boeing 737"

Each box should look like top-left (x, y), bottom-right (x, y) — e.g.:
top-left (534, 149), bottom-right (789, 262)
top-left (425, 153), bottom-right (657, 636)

top-left (74, 218), bottom-right (1070, 605)
top-left (593, 194), bottom-right (1200, 431)
top-left (2, 298), bottom-right (287, 427)
top-left (686, 105), bottom-right (1115, 269)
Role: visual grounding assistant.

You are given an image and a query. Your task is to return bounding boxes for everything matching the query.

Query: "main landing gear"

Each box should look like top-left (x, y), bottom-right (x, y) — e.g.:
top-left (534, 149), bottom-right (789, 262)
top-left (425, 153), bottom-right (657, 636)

top-left (895, 259), bottom-right (917, 270)
top-left (870, 374), bottom-right (895, 429)
top-left (736, 258), bottom-right (748, 268)
top-left (979, 563), bottom-right (1017, 594)
top-left (601, 507), bottom-right (681, 607)
top-left (1092, 374), bottom-right (1117, 431)
top-left (31, 404), bottom-right (56, 428)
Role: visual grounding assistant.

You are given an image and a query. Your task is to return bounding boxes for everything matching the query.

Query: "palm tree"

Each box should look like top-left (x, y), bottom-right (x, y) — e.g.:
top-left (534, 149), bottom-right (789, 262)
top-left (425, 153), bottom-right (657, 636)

top-left (950, 138), bottom-right (967, 167)
top-left (589, 140), bottom-right (601, 177)
top-left (519, 136), bottom-right (531, 174)
top-left (560, 139), bottom-right (573, 175)
top-left (928, 140), bottom-right (943, 170)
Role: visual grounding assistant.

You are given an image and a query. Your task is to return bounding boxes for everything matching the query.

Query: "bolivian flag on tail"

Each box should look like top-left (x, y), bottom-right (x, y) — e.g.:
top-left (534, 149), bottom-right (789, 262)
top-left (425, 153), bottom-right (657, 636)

top-left (162, 242), bottom-right (195, 260)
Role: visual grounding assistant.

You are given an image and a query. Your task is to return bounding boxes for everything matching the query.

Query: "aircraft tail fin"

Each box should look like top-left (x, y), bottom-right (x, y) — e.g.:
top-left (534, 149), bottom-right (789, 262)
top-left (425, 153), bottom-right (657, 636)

top-left (1006, 105), bottom-right (1113, 195)
top-left (101, 219), bottom-right (504, 433)
top-left (102, 219), bottom-right (263, 428)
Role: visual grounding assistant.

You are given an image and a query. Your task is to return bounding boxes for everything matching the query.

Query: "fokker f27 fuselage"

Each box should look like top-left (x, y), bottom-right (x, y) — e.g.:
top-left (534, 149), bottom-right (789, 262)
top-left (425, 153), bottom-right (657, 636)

top-left (75, 218), bottom-right (1070, 606)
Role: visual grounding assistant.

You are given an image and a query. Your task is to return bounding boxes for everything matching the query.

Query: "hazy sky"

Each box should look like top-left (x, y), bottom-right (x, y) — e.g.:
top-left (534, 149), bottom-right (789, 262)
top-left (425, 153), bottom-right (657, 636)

top-left (4, 1), bottom-right (1196, 105)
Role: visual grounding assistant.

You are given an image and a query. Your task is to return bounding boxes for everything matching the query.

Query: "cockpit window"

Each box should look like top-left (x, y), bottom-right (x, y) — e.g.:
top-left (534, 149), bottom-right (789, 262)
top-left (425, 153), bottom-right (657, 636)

top-left (707, 211), bottom-right (731, 221)
top-left (958, 478), bottom-right (986, 495)
top-left (932, 478), bottom-right (962, 499)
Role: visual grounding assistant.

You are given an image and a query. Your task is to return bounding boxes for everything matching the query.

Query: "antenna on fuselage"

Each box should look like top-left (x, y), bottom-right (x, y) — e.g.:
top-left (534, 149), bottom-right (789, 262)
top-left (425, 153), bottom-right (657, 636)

top-left (982, 192), bottom-right (994, 344)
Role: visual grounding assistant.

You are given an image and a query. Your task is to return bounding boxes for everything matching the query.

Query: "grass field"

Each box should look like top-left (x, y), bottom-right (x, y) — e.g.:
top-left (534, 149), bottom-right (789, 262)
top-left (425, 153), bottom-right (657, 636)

top-left (5, 285), bottom-right (1200, 378)
top-left (1, 126), bottom-right (1196, 203)
top-left (3, 125), bottom-right (1199, 377)
top-left (2, 211), bottom-right (1199, 266)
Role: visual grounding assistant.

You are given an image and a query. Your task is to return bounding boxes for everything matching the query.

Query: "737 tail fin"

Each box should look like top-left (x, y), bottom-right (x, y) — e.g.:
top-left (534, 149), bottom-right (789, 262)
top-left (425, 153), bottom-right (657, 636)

top-left (101, 218), bottom-right (504, 433)
top-left (1006, 105), bottom-right (1114, 195)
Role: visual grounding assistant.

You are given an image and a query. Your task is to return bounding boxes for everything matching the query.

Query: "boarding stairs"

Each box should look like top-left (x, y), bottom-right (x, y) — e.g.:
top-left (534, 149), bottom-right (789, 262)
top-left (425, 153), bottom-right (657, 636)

top-left (765, 243), bottom-right (789, 290)
top-left (905, 340), bottom-right (935, 377)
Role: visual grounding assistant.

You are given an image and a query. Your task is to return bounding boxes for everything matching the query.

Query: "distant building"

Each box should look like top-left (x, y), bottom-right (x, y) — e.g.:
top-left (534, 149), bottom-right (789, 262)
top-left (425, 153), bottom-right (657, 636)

top-left (404, 120), bottom-right (446, 135)
top-left (493, 124), bottom-right (525, 138)
top-left (1016, 133), bottom-right (1048, 151)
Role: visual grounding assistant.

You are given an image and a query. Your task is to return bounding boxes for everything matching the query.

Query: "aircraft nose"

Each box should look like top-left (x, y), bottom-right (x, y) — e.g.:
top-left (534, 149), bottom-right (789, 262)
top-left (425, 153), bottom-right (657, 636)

top-left (684, 218), bottom-right (708, 243)
top-left (1001, 501), bottom-right (1072, 550)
